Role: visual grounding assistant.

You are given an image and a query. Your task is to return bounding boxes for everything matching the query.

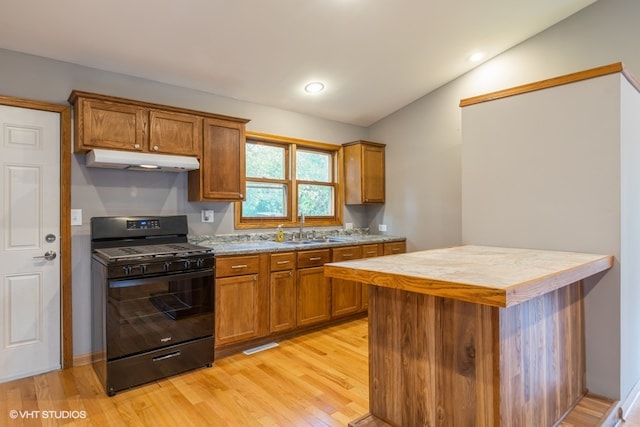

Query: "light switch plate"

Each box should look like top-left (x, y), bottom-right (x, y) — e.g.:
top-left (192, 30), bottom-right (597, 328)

top-left (71, 209), bottom-right (82, 226)
top-left (201, 210), bottom-right (214, 223)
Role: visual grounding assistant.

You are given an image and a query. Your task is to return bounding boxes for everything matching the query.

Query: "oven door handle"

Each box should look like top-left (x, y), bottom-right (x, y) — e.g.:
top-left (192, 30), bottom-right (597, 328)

top-left (108, 268), bottom-right (213, 289)
top-left (152, 350), bottom-right (181, 362)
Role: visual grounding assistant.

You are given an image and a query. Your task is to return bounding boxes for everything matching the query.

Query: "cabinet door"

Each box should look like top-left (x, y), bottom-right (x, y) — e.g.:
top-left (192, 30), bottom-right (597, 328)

top-left (193, 118), bottom-right (246, 201)
top-left (362, 144), bottom-right (385, 203)
top-left (297, 267), bottom-right (331, 327)
top-left (270, 270), bottom-right (296, 333)
top-left (343, 141), bottom-right (385, 204)
top-left (77, 98), bottom-right (146, 152)
top-left (148, 110), bottom-right (202, 156)
top-left (360, 244), bottom-right (382, 311)
top-left (331, 246), bottom-right (363, 318)
top-left (215, 274), bottom-right (260, 346)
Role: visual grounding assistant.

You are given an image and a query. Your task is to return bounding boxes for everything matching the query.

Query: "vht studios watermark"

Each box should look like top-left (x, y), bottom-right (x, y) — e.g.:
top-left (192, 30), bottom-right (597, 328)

top-left (8, 409), bottom-right (87, 420)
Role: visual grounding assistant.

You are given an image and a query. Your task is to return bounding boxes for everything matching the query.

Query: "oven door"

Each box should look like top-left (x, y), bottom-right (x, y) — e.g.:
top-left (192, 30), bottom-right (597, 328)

top-left (106, 269), bottom-right (214, 360)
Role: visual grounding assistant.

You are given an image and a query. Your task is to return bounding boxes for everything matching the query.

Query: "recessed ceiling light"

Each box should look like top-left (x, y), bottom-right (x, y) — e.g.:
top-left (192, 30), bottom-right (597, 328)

top-left (468, 52), bottom-right (485, 63)
top-left (304, 82), bottom-right (325, 93)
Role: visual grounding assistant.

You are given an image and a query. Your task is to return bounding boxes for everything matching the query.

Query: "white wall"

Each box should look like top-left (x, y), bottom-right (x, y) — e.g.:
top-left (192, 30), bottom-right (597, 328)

top-left (620, 77), bottom-right (640, 400)
top-left (461, 74), bottom-right (623, 398)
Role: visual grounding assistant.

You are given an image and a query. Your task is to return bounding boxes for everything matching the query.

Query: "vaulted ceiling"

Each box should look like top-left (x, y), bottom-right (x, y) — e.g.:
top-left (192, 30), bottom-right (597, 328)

top-left (0, 0), bottom-right (597, 126)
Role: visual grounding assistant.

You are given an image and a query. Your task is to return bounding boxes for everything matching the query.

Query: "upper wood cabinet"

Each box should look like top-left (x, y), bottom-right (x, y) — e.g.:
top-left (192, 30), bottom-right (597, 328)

top-left (69, 91), bottom-right (205, 156)
top-left (148, 110), bottom-right (202, 156)
top-left (343, 140), bottom-right (386, 204)
top-left (69, 90), bottom-right (250, 201)
top-left (188, 118), bottom-right (247, 201)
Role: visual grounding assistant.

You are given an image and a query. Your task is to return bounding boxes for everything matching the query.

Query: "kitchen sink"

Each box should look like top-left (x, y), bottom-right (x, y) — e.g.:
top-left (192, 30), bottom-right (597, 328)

top-left (282, 237), bottom-right (352, 244)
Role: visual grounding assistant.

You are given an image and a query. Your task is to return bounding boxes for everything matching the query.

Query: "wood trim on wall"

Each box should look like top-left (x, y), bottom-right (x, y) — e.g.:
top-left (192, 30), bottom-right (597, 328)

top-left (459, 62), bottom-right (633, 107)
top-left (0, 95), bottom-right (72, 369)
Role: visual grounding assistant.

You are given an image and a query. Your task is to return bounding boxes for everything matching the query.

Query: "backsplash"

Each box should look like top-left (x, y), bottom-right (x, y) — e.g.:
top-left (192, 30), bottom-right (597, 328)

top-left (189, 227), bottom-right (370, 245)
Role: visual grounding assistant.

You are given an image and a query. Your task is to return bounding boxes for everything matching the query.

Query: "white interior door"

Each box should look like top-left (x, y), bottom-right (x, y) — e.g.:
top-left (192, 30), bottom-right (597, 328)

top-left (0, 104), bottom-right (61, 382)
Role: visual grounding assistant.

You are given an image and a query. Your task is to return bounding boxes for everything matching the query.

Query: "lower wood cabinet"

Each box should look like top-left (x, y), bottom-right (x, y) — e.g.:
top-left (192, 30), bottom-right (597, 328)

top-left (296, 249), bottom-right (331, 327)
top-left (331, 245), bottom-right (363, 318)
top-left (360, 244), bottom-right (383, 311)
top-left (269, 252), bottom-right (296, 333)
top-left (215, 274), bottom-right (260, 346)
top-left (384, 240), bottom-right (406, 255)
top-left (214, 254), bottom-right (268, 347)
top-left (214, 240), bottom-right (405, 356)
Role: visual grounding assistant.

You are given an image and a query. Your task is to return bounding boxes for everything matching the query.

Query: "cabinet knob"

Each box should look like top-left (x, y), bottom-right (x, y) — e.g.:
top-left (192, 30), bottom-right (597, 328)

top-left (153, 145), bottom-right (159, 151)
top-left (134, 143), bottom-right (141, 150)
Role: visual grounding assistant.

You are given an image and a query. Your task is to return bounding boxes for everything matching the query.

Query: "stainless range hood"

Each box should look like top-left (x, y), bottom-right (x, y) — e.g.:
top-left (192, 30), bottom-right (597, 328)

top-left (85, 149), bottom-right (200, 172)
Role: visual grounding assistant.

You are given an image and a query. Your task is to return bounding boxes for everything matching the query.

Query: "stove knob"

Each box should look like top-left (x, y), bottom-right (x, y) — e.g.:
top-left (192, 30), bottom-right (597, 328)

top-left (122, 265), bottom-right (132, 276)
top-left (183, 260), bottom-right (192, 269)
top-left (196, 258), bottom-right (204, 267)
top-left (163, 261), bottom-right (171, 272)
top-left (140, 264), bottom-right (147, 274)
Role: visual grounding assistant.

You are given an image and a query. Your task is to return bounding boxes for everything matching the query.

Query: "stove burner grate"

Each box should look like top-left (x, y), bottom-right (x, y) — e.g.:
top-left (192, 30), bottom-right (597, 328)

top-left (94, 243), bottom-right (212, 261)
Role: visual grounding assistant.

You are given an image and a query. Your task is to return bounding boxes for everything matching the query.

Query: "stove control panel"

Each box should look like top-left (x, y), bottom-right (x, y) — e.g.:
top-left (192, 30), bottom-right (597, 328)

top-left (106, 255), bottom-right (214, 279)
top-left (126, 219), bottom-right (161, 230)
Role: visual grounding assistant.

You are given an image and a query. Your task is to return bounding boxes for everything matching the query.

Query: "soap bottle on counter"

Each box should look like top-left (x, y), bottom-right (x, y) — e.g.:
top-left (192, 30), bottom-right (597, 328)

top-left (276, 224), bottom-right (284, 242)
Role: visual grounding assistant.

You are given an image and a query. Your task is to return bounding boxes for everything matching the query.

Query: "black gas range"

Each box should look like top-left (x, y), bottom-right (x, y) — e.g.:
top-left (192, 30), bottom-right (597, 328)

top-left (90, 215), bottom-right (215, 396)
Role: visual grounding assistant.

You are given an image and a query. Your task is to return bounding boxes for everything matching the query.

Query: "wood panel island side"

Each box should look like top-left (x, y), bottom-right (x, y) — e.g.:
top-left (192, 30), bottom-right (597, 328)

top-left (324, 245), bottom-right (613, 427)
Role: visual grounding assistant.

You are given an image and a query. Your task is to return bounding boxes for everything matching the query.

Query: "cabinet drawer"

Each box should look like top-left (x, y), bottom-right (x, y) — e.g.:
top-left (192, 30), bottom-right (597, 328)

top-left (383, 241), bottom-right (406, 255)
top-left (297, 249), bottom-right (330, 269)
top-left (361, 244), bottom-right (381, 258)
top-left (270, 252), bottom-right (296, 271)
top-left (332, 245), bottom-right (363, 262)
top-left (216, 255), bottom-right (260, 277)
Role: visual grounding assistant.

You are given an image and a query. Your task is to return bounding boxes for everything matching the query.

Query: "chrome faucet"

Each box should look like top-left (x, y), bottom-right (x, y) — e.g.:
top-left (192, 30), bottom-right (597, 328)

top-left (299, 212), bottom-right (305, 240)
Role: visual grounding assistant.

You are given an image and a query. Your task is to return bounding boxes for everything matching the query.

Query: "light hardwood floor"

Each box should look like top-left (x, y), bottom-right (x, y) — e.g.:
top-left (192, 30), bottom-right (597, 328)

top-left (1, 318), bottom-right (639, 426)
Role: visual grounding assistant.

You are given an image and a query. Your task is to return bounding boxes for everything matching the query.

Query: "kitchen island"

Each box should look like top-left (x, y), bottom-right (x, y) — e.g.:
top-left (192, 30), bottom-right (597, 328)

top-left (324, 245), bottom-right (613, 427)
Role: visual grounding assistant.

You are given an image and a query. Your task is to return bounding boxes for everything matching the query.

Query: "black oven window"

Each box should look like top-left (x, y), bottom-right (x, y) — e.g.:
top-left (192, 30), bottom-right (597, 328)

top-left (106, 273), bottom-right (214, 359)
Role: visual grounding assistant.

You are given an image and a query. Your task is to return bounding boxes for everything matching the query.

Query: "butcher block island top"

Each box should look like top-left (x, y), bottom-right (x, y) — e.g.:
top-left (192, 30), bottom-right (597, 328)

top-left (324, 244), bottom-right (613, 307)
top-left (324, 245), bottom-right (614, 427)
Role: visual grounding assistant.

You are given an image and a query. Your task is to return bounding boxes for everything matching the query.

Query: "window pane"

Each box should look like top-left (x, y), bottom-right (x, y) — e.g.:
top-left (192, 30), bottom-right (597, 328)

top-left (246, 143), bottom-right (285, 179)
top-left (243, 181), bottom-right (287, 217)
top-left (298, 184), bottom-right (334, 216)
top-left (296, 150), bottom-right (330, 182)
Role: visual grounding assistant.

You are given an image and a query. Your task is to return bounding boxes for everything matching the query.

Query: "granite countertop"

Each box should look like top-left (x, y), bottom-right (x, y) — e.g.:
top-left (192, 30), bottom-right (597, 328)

top-left (324, 245), bottom-right (613, 307)
top-left (191, 234), bottom-right (406, 256)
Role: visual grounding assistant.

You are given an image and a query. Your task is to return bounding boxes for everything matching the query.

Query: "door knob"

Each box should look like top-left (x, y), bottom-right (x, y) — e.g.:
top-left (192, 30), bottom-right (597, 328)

top-left (33, 251), bottom-right (57, 261)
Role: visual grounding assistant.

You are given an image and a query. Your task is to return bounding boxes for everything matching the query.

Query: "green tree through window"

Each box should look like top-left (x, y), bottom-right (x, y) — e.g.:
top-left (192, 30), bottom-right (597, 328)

top-left (237, 134), bottom-right (340, 229)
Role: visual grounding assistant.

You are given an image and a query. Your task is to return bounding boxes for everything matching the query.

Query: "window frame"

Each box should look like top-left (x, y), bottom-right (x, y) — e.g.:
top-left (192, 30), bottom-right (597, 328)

top-left (235, 132), bottom-right (343, 229)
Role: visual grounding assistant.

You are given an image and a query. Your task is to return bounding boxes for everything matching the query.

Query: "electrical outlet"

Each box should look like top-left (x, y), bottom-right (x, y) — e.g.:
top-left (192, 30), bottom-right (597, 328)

top-left (201, 210), bottom-right (214, 223)
top-left (345, 222), bottom-right (353, 230)
top-left (378, 224), bottom-right (387, 232)
top-left (71, 209), bottom-right (82, 226)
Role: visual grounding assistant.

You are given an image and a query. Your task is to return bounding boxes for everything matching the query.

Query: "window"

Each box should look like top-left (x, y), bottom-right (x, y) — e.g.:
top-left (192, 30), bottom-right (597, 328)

top-left (236, 132), bottom-right (342, 229)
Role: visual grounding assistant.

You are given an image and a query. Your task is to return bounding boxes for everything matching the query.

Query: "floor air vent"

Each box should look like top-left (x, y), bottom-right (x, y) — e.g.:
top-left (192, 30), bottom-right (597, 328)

top-left (242, 342), bottom-right (279, 355)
